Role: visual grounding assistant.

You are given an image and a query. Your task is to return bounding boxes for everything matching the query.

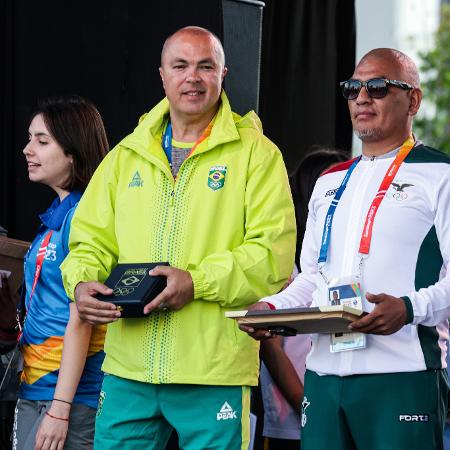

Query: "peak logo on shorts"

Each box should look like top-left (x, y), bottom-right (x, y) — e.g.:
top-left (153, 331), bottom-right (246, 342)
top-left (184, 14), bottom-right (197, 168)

top-left (399, 414), bottom-right (429, 422)
top-left (216, 401), bottom-right (237, 420)
top-left (208, 166), bottom-right (227, 191)
top-left (128, 171), bottom-right (144, 188)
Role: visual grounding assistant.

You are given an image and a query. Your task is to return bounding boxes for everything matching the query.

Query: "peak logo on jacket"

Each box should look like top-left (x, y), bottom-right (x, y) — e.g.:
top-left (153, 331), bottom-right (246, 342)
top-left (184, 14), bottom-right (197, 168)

top-left (208, 166), bottom-right (227, 191)
top-left (128, 171), bottom-right (144, 188)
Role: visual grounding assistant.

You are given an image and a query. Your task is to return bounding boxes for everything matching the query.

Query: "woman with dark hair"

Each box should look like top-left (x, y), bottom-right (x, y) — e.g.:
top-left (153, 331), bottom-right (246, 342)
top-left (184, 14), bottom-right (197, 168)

top-left (260, 148), bottom-right (348, 450)
top-left (13, 95), bottom-right (109, 450)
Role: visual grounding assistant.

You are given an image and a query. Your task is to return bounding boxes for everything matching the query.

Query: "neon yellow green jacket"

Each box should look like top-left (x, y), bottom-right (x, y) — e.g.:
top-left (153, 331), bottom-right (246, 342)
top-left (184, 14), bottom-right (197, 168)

top-left (61, 92), bottom-right (296, 386)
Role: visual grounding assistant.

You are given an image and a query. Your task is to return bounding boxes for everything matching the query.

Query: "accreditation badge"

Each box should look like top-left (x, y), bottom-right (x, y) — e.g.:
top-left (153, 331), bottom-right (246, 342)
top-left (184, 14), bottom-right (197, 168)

top-left (327, 279), bottom-right (366, 352)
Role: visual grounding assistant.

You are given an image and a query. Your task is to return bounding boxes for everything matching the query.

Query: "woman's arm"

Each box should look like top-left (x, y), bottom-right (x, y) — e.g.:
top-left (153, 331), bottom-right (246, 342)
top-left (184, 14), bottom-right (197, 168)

top-left (260, 336), bottom-right (304, 414)
top-left (34, 302), bottom-right (93, 450)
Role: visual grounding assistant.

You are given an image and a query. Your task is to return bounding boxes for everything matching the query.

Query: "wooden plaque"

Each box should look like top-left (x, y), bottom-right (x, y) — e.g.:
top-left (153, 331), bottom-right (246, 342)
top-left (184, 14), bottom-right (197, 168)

top-left (226, 305), bottom-right (367, 335)
top-left (0, 237), bottom-right (30, 294)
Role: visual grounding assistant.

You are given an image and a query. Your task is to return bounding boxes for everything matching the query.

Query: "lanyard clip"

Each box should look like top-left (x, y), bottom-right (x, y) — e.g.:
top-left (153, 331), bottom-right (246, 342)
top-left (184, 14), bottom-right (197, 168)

top-left (357, 253), bottom-right (368, 279)
top-left (318, 264), bottom-right (330, 285)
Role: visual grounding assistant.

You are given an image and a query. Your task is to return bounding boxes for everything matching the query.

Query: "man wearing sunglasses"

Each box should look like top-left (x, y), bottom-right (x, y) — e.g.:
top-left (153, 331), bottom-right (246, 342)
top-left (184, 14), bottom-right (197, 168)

top-left (242, 48), bottom-right (450, 450)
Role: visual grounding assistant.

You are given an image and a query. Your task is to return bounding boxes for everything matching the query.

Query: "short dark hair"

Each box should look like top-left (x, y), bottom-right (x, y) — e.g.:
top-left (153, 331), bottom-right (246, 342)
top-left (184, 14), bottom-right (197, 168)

top-left (31, 95), bottom-right (109, 191)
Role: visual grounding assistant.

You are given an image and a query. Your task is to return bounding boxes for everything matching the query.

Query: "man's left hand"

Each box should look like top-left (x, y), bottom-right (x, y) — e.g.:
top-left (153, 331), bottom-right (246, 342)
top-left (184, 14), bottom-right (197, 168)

top-left (238, 302), bottom-right (275, 340)
top-left (144, 266), bottom-right (194, 314)
top-left (349, 292), bottom-right (407, 335)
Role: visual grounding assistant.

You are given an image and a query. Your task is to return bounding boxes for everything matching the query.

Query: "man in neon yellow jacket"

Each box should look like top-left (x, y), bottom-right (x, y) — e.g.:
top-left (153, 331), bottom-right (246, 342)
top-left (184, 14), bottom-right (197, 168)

top-left (61, 26), bottom-right (295, 449)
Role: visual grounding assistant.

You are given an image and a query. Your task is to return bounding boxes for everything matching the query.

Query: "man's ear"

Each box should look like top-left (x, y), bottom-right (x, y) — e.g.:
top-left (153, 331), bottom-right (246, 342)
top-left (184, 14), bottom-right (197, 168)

top-left (159, 67), bottom-right (165, 88)
top-left (221, 66), bottom-right (228, 82)
top-left (408, 88), bottom-right (422, 116)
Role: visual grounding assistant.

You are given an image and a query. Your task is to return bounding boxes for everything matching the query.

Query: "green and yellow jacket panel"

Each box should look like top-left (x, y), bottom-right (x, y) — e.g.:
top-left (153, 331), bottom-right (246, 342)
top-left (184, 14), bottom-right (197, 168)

top-left (61, 92), bottom-right (296, 386)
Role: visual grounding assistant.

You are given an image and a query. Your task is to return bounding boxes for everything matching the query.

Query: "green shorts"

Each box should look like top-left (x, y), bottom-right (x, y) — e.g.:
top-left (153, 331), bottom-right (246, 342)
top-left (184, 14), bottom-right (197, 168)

top-left (94, 374), bottom-right (251, 450)
top-left (301, 369), bottom-right (449, 450)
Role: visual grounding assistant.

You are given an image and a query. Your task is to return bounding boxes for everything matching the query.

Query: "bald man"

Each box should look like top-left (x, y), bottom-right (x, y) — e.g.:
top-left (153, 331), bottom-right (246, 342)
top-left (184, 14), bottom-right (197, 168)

top-left (61, 26), bottom-right (295, 449)
top-left (242, 48), bottom-right (450, 450)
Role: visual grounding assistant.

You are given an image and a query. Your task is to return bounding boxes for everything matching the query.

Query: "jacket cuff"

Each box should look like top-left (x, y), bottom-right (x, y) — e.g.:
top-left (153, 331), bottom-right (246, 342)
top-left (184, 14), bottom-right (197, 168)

top-left (401, 296), bottom-right (414, 324)
top-left (264, 301), bottom-right (276, 310)
top-left (189, 270), bottom-right (206, 300)
top-left (63, 268), bottom-right (92, 302)
top-left (63, 279), bottom-right (77, 301)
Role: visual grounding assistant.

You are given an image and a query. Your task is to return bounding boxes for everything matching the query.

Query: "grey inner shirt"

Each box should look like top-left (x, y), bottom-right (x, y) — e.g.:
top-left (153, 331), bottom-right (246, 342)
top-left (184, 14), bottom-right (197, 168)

top-left (171, 145), bottom-right (192, 177)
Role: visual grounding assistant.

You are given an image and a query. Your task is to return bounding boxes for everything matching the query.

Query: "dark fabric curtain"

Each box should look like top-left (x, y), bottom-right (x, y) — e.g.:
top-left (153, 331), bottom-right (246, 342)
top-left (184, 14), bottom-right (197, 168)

top-left (0, 0), bottom-right (15, 237)
top-left (0, 0), bottom-right (222, 241)
top-left (0, 0), bottom-right (356, 240)
top-left (259, 0), bottom-right (356, 172)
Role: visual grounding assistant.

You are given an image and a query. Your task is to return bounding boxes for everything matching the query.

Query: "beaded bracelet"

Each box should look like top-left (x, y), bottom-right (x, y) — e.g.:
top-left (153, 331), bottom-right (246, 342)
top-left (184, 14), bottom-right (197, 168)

top-left (53, 398), bottom-right (72, 406)
top-left (45, 411), bottom-right (69, 422)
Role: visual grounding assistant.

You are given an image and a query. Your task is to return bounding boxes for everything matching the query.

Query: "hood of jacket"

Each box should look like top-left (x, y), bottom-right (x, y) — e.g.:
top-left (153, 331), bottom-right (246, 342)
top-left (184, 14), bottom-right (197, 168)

top-left (118, 90), bottom-right (263, 164)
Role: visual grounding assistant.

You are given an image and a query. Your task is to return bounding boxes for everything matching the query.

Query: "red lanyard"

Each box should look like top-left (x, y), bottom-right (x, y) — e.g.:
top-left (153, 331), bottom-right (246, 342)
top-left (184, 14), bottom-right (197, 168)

top-left (186, 121), bottom-right (214, 160)
top-left (163, 118), bottom-right (215, 180)
top-left (358, 135), bottom-right (415, 256)
top-left (175, 121), bottom-right (214, 181)
top-left (18, 230), bottom-right (53, 340)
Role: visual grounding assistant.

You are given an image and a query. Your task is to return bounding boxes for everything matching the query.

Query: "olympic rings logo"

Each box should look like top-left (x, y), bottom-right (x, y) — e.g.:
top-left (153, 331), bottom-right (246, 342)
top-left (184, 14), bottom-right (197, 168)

top-left (113, 287), bottom-right (135, 297)
top-left (391, 192), bottom-right (408, 201)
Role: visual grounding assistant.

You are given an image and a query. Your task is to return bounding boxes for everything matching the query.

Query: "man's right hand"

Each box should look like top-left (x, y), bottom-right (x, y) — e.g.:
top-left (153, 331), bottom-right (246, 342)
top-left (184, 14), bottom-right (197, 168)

top-left (238, 301), bottom-right (275, 341)
top-left (74, 282), bottom-right (120, 325)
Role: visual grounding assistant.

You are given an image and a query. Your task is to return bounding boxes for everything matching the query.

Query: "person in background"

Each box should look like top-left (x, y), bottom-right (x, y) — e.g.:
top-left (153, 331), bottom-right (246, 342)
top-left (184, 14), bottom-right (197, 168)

top-left (0, 227), bottom-right (21, 450)
top-left (13, 95), bottom-right (109, 450)
top-left (243, 48), bottom-right (450, 450)
top-left (260, 149), bottom-right (348, 450)
top-left (289, 149), bottom-right (349, 266)
top-left (0, 275), bottom-right (19, 355)
top-left (0, 225), bottom-right (19, 354)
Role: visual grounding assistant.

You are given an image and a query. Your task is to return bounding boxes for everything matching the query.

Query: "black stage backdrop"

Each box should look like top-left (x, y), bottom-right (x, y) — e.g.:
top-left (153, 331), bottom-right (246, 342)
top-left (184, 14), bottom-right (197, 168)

top-left (260, 0), bottom-right (356, 172)
top-left (0, 0), bottom-right (222, 241)
top-left (0, 0), bottom-right (355, 241)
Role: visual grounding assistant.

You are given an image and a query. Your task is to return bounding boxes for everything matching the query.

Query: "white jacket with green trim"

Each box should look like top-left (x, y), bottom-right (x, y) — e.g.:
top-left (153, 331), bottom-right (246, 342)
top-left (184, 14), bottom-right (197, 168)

top-left (61, 92), bottom-right (296, 386)
top-left (264, 144), bottom-right (450, 376)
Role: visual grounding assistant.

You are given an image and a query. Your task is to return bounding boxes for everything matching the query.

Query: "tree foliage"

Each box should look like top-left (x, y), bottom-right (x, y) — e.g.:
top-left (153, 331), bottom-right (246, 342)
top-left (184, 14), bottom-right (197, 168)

top-left (415, 5), bottom-right (450, 154)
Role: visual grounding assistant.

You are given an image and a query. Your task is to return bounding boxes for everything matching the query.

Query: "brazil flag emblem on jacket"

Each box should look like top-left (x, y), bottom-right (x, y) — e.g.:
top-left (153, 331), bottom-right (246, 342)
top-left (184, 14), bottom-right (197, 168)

top-left (208, 166), bottom-right (227, 191)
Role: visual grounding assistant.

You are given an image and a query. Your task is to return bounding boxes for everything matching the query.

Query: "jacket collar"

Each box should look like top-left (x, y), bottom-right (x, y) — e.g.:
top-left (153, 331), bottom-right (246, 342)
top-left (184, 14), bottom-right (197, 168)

top-left (39, 190), bottom-right (82, 231)
top-left (119, 91), bottom-right (249, 165)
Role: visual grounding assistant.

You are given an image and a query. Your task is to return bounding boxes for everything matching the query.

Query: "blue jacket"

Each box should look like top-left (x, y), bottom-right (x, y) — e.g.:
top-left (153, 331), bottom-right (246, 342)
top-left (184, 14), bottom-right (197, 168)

top-left (20, 191), bottom-right (105, 408)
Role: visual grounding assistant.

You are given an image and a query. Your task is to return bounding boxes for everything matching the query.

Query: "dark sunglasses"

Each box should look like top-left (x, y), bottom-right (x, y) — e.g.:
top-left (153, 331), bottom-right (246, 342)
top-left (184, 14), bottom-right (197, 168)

top-left (340, 78), bottom-right (414, 100)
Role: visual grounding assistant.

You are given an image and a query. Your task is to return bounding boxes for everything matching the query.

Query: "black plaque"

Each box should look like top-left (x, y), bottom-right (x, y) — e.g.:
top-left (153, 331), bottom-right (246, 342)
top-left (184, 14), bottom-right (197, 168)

top-left (97, 262), bottom-right (169, 318)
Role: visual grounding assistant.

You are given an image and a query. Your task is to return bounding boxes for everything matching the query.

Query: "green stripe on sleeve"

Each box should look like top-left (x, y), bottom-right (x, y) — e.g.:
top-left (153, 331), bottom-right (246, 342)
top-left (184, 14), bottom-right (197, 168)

top-left (400, 296), bottom-right (414, 324)
top-left (415, 225), bottom-right (444, 369)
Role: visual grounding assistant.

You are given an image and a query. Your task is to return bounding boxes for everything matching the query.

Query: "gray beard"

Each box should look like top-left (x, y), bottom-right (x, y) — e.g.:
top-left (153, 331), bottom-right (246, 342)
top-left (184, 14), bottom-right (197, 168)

top-left (354, 127), bottom-right (382, 142)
